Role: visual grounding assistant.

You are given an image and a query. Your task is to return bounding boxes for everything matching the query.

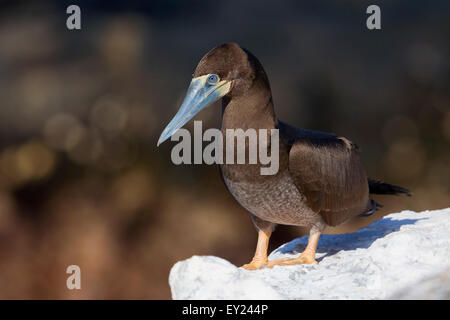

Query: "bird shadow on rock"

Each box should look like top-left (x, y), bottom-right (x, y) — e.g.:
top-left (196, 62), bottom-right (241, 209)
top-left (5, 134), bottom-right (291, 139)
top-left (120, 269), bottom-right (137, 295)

top-left (272, 216), bottom-right (428, 263)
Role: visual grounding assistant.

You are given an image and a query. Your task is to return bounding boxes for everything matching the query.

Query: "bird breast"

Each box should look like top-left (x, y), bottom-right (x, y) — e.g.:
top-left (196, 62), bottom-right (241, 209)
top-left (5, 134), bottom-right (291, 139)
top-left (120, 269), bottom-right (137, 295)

top-left (221, 166), bottom-right (325, 228)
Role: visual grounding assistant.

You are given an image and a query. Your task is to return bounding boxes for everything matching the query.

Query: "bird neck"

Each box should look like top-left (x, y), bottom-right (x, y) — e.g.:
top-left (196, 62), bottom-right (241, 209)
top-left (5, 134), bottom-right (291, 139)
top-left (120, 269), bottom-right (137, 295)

top-left (221, 80), bottom-right (277, 131)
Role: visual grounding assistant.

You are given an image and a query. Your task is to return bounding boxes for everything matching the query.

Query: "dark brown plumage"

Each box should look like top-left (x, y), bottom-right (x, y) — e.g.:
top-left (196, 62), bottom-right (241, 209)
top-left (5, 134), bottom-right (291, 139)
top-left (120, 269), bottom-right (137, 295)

top-left (159, 42), bottom-right (410, 269)
top-left (281, 122), bottom-right (370, 227)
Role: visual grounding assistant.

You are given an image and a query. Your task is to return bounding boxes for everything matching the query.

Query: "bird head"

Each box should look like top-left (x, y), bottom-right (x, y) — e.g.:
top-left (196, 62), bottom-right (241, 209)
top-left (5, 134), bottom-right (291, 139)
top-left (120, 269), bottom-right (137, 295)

top-left (157, 42), bottom-right (260, 146)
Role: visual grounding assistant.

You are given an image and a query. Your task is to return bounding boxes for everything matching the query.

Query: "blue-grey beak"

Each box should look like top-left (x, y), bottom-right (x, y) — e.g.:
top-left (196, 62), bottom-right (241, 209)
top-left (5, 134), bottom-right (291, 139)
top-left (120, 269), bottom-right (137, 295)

top-left (157, 75), bottom-right (231, 146)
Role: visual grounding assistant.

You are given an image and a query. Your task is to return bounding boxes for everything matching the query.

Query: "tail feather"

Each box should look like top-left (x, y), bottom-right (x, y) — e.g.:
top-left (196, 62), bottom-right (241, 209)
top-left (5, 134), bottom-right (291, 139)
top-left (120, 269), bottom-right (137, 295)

top-left (359, 199), bottom-right (383, 217)
top-left (360, 179), bottom-right (411, 218)
top-left (368, 179), bottom-right (411, 196)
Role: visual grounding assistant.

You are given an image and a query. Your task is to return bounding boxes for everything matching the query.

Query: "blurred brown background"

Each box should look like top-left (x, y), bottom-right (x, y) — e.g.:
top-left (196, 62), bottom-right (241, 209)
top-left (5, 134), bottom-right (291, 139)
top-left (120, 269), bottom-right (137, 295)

top-left (0, 0), bottom-right (448, 299)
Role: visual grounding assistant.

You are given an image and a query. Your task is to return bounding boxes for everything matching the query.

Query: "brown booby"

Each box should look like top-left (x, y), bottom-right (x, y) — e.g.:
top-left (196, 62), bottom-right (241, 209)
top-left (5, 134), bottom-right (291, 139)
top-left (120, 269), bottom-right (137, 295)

top-left (157, 43), bottom-right (410, 269)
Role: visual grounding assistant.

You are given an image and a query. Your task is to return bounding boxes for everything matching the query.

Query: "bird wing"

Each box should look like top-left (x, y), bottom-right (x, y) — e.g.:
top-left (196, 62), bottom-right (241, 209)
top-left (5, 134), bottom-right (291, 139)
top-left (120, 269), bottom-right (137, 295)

top-left (279, 121), bottom-right (370, 226)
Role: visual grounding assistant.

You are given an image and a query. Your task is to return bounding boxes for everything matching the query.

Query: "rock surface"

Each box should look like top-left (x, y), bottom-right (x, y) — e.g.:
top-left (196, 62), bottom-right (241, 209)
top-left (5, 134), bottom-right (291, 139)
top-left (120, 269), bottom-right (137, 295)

top-left (169, 208), bottom-right (450, 299)
top-left (391, 266), bottom-right (450, 299)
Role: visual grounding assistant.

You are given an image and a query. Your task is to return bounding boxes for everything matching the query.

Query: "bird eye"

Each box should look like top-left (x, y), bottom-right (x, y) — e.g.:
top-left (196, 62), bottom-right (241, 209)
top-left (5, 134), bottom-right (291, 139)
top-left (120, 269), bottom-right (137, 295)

top-left (207, 74), bottom-right (219, 85)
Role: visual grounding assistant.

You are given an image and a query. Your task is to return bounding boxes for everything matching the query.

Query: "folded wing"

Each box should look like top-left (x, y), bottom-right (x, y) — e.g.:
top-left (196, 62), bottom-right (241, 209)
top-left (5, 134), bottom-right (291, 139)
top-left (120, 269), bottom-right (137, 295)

top-left (279, 122), bottom-right (370, 226)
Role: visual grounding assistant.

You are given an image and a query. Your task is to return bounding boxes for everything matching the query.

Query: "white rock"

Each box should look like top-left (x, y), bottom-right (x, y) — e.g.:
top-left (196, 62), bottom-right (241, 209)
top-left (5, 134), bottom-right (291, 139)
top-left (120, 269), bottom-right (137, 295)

top-left (391, 267), bottom-right (450, 299)
top-left (169, 208), bottom-right (450, 299)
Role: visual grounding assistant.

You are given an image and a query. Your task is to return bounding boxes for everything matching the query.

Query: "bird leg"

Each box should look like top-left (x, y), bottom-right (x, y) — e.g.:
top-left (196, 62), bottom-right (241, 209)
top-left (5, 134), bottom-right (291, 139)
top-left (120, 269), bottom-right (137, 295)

top-left (263, 232), bottom-right (320, 268)
top-left (241, 229), bottom-right (272, 270)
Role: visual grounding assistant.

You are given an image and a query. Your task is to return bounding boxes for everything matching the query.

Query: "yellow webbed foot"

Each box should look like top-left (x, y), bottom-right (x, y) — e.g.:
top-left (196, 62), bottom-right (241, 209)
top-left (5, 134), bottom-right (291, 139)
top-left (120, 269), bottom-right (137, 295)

top-left (241, 258), bottom-right (268, 270)
top-left (263, 253), bottom-right (318, 269)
